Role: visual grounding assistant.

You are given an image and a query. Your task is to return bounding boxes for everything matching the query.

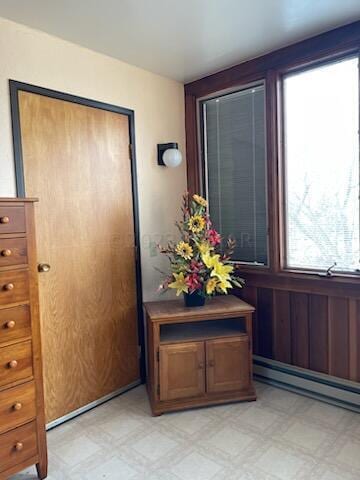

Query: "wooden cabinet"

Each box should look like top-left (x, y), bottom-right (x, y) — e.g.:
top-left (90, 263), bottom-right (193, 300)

top-left (144, 296), bottom-right (256, 415)
top-left (159, 342), bottom-right (205, 401)
top-left (0, 199), bottom-right (47, 479)
top-left (206, 337), bottom-right (250, 393)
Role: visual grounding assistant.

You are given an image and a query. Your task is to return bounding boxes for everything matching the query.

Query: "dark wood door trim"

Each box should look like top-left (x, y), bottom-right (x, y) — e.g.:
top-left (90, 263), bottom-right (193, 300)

top-left (9, 80), bottom-right (145, 381)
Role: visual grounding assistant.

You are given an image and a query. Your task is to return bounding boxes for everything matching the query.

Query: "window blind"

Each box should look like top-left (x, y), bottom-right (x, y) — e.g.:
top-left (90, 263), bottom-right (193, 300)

top-left (203, 84), bottom-right (268, 264)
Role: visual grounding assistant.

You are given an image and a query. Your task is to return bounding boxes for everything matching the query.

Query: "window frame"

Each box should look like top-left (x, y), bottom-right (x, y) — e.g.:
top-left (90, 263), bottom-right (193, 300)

top-left (278, 51), bottom-right (360, 278)
top-left (198, 80), bottom-right (270, 268)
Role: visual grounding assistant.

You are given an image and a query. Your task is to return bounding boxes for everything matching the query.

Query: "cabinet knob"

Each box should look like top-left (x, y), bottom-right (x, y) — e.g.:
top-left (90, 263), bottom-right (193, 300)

top-left (208, 360), bottom-right (215, 367)
top-left (3, 283), bottom-right (14, 291)
top-left (5, 320), bottom-right (16, 329)
top-left (198, 362), bottom-right (204, 369)
top-left (14, 442), bottom-right (23, 451)
top-left (13, 402), bottom-right (23, 411)
top-left (1, 249), bottom-right (12, 257)
top-left (0, 216), bottom-right (10, 224)
top-left (8, 360), bottom-right (18, 369)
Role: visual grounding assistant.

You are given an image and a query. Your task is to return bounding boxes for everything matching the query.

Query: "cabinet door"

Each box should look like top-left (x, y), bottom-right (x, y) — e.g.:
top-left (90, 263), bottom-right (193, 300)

top-left (206, 337), bottom-right (250, 393)
top-left (159, 342), bottom-right (205, 401)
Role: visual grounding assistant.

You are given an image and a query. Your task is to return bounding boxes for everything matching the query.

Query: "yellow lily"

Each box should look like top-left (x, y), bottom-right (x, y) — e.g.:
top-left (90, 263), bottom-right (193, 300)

top-left (216, 277), bottom-right (233, 293)
top-left (201, 252), bottom-right (220, 269)
top-left (211, 261), bottom-right (234, 282)
top-left (168, 272), bottom-right (189, 296)
top-left (206, 277), bottom-right (218, 295)
top-left (197, 241), bottom-right (212, 256)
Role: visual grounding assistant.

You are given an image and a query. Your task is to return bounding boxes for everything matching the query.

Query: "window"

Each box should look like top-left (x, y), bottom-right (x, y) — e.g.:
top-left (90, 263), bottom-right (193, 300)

top-left (202, 84), bottom-right (268, 265)
top-left (283, 57), bottom-right (360, 274)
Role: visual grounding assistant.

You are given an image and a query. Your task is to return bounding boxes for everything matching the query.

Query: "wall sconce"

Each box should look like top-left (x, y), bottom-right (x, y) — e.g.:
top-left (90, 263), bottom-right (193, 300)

top-left (157, 143), bottom-right (182, 167)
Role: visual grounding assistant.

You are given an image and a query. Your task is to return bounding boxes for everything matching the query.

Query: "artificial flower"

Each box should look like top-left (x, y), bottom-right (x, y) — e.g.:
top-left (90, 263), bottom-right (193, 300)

top-left (157, 192), bottom-right (244, 299)
top-left (206, 277), bottom-right (218, 295)
top-left (168, 272), bottom-right (189, 296)
top-left (211, 261), bottom-right (234, 282)
top-left (186, 273), bottom-right (202, 291)
top-left (175, 241), bottom-right (193, 260)
top-left (188, 214), bottom-right (206, 233)
top-left (216, 277), bottom-right (232, 293)
top-left (197, 241), bottom-right (212, 255)
top-left (189, 259), bottom-right (203, 273)
top-left (202, 252), bottom-right (221, 270)
top-left (207, 229), bottom-right (221, 246)
top-left (193, 194), bottom-right (208, 207)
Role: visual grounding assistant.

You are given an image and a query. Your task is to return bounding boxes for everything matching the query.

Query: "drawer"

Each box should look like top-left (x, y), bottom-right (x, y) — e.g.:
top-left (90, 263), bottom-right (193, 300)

top-left (0, 421), bottom-right (37, 473)
top-left (0, 341), bottom-right (33, 388)
top-left (0, 305), bottom-right (31, 345)
top-left (0, 206), bottom-right (26, 234)
top-left (0, 381), bottom-right (36, 434)
top-left (0, 270), bottom-right (29, 306)
top-left (0, 238), bottom-right (28, 268)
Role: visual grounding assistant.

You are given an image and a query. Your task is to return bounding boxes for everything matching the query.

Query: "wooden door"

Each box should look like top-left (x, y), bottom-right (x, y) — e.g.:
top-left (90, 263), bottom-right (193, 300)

top-left (17, 91), bottom-right (140, 422)
top-left (159, 342), bottom-right (205, 401)
top-left (206, 337), bottom-right (250, 393)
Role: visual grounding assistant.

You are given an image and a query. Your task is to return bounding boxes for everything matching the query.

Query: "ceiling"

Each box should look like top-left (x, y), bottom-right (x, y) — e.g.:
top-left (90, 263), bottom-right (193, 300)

top-left (0, 0), bottom-right (359, 83)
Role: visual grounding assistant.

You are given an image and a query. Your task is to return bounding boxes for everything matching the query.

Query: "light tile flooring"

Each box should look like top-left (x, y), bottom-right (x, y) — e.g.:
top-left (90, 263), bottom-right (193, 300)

top-left (12, 382), bottom-right (360, 480)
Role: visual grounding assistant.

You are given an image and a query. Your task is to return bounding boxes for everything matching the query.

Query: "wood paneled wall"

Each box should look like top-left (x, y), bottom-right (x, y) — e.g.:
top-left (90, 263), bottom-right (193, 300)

top-left (240, 285), bottom-right (360, 382)
top-left (185, 21), bottom-right (360, 386)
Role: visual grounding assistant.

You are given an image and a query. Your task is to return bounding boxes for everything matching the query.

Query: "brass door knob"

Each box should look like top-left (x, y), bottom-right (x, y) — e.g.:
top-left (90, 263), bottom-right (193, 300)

top-left (0, 216), bottom-right (10, 224)
top-left (6, 320), bottom-right (16, 329)
top-left (13, 402), bottom-right (23, 411)
top-left (9, 360), bottom-right (18, 369)
top-left (4, 283), bottom-right (14, 291)
top-left (15, 442), bottom-right (23, 451)
top-left (1, 249), bottom-right (12, 257)
top-left (38, 263), bottom-right (51, 273)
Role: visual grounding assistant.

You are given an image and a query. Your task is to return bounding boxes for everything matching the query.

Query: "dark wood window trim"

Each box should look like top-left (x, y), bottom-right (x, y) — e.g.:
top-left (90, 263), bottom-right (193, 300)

top-left (185, 21), bottom-right (360, 295)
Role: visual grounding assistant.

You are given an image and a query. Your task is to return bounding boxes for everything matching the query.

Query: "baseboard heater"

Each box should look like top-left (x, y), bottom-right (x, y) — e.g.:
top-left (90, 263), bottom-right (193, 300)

top-left (253, 355), bottom-right (360, 413)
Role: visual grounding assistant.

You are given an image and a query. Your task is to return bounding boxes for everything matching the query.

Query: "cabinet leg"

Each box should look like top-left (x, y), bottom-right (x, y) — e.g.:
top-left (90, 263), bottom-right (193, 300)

top-left (36, 459), bottom-right (48, 479)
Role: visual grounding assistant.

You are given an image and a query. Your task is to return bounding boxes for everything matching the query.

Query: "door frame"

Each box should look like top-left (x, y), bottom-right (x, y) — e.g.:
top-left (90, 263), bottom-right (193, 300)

top-left (9, 80), bottom-right (146, 382)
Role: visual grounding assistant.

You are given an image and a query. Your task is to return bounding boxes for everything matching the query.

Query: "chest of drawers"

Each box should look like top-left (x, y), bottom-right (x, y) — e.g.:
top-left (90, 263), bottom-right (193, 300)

top-left (0, 199), bottom-right (47, 479)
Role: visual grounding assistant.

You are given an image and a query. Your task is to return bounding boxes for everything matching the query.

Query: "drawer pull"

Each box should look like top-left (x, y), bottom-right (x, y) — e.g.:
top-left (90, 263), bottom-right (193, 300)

top-left (1, 249), bottom-right (12, 257)
top-left (3, 283), bottom-right (14, 291)
top-left (14, 442), bottom-right (24, 451)
top-left (13, 402), bottom-right (23, 411)
top-left (8, 360), bottom-right (18, 369)
top-left (0, 216), bottom-right (10, 224)
top-left (5, 320), bottom-right (16, 329)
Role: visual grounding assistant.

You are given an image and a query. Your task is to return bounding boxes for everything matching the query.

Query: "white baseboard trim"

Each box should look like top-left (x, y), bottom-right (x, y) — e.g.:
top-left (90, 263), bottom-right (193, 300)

top-left (46, 379), bottom-right (142, 430)
top-left (253, 356), bottom-right (360, 413)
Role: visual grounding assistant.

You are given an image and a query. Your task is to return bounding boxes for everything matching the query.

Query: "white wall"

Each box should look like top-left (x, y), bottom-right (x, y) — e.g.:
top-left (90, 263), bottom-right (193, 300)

top-left (0, 17), bottom-right (186, 301)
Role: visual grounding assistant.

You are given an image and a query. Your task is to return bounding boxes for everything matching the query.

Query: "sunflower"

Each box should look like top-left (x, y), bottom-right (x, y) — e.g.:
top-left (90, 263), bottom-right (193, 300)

top-left (175, 241), bottom-right (193, 260)
top-left (193, 194), bottom-right (208, 207)
top-left (188, 215), bottom-right (206, 233)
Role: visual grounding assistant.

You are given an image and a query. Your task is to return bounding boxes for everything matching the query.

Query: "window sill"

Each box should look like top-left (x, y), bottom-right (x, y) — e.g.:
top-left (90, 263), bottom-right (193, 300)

top-left (281, 267), bottom-right (360, 281)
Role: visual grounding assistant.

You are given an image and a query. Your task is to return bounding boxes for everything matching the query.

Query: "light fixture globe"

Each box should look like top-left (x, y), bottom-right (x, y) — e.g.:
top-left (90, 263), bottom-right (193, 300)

top-left (162, 148), bottom-right (182, 168)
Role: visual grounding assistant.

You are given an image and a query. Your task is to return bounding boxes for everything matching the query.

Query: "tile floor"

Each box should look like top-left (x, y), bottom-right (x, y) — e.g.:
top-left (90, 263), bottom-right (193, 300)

top-left (11, 382), bottom-right (360, 480)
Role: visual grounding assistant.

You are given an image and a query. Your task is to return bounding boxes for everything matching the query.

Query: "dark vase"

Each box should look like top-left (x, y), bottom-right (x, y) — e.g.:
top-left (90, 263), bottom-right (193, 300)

top-left (183, 292), bottom-right (206, 307)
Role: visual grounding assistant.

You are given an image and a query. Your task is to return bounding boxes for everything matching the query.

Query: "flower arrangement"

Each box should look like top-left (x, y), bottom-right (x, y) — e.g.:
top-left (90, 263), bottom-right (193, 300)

top-left (158, 193), bottom-right (244, 305)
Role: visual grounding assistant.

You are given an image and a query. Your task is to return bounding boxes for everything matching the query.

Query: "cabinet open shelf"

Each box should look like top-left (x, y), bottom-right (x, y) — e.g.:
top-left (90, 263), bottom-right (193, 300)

top-left (160, 317), bottom-right (246, 344)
